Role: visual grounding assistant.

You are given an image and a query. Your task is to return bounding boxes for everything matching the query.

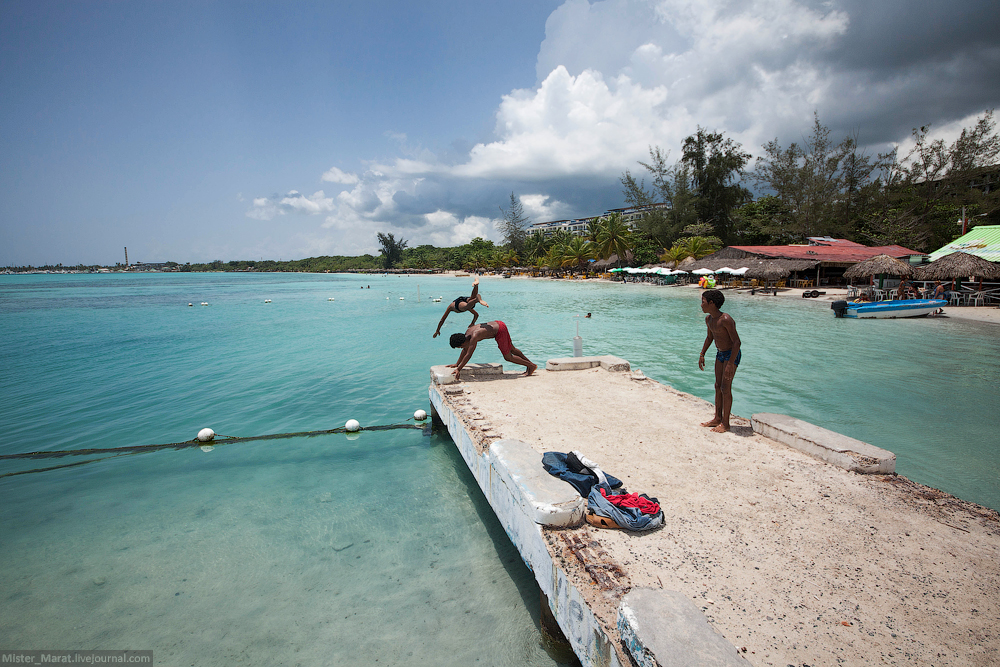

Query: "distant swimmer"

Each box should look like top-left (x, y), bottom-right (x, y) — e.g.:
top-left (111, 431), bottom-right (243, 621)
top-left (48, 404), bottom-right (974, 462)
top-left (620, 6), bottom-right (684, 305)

top-left (432, 277), bottom-right (489, 338)
top-left (697, 289), bottom-right (741, 433)
top-left (448, 321), bottom-right (536, 380)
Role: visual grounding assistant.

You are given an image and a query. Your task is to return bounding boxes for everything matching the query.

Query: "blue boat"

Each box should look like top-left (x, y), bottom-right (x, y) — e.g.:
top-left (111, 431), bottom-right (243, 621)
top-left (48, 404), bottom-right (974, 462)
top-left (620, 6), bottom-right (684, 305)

top-left (831, 299), bottom-right (947, 319)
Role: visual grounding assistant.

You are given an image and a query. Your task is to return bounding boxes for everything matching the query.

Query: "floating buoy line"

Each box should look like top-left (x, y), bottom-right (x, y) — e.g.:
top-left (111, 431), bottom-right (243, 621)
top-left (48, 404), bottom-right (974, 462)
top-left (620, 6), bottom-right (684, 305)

top-left (0, 416), bottom-right (431, 479)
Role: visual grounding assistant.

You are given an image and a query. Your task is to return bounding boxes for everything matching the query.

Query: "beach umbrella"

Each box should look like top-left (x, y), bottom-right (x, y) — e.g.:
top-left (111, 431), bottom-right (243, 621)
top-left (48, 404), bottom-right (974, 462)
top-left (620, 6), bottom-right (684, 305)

top-left (745, 264), bottom-right (789, 281)
top-left (609, 267), bottom-right (623, 273)
top-left (730, 267), bottom-right (748, 275)
top-left (715, 267), bottom-right (736, 274)
top-left (913, 251), bottom-right (1000, 281)
top-left (692, 268), bottom-right (715, 275)
top-left (843, 254), bottom-right (913, 280)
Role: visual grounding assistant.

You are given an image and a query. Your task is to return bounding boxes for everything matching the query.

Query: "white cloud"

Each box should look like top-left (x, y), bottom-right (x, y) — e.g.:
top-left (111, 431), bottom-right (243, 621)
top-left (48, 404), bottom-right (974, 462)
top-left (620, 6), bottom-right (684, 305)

top-left (520, 194), bottom-right (570, 222)
top-left (247, 190), bottom-right (335, 220)
top-left (321, 167), bottom-right (360, 185)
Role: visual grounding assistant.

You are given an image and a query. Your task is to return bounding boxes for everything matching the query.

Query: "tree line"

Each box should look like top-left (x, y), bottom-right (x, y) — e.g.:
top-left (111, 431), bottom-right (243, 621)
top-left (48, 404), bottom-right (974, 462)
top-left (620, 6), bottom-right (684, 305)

top-left (624, 110), bottom-right (999, 256)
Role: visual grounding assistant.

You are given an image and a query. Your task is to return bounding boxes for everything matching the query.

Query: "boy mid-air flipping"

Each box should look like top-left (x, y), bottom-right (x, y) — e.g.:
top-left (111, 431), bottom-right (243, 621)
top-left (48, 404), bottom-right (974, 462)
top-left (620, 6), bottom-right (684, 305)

top-left (433, 277), bottom-right (489, 338)
top-left (697, 289), bottom-right (742, 433)
top-left (448, 321), bottom-right (536, 380)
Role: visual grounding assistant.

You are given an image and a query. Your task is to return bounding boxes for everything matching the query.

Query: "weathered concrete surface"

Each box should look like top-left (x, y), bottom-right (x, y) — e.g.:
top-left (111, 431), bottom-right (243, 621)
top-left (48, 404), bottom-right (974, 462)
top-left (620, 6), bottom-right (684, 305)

top-left (491, 439), bottom-right (587, 527)
top-left (431, 361), bottom-right (1000, 667)
top-left (546, 355), bottom-right (631, 372)
top-left (618, 589), bottom-right (748, 667)
top-left (751, 412), bottom-right (896, 474)
top-left (430, 362), bottom-right (503, 386)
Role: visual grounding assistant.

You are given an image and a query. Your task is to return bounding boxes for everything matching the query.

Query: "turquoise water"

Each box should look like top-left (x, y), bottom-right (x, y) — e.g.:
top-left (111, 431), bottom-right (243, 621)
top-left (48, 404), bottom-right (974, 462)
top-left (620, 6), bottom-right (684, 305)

top-left (2, 273), bottom-right (998, 664)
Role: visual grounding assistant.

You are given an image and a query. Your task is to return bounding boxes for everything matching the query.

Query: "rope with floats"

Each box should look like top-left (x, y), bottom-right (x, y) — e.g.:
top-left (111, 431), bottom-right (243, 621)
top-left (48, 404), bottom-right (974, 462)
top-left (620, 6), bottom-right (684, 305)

top-left (0, 412), bottom-right (432, 479)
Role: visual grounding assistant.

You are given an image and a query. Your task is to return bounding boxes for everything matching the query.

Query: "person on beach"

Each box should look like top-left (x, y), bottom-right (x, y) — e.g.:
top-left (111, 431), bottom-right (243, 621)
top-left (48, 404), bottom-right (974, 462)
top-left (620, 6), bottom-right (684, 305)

top-left (432, 277), bottom-right (489, 338)
top-left (448, 321), bottom-right (536, 380)
top-left (698, 289), bottom-right (741, 433)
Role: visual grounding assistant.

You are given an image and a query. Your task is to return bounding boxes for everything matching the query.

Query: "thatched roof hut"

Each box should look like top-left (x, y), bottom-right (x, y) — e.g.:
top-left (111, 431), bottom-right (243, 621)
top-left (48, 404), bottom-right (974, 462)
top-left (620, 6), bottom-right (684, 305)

top-left (843, 254), bottom-right (913, 279)
top-left (913, 251), bottom-right (1000, 280)
top-left (592, 252), bottom-right (633, 270)
top-left (745, 263), bottom-right (790, 281)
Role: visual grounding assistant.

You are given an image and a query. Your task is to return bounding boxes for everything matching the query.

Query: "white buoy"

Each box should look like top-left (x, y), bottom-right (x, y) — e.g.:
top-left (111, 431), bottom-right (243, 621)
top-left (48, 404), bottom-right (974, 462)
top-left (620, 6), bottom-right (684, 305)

top-left (328, 297), bottom-right (335, 301)
top-left (188, 303), bottom-right (193, 307)
top-left (197, 428), bottom-right (215, 442)
top-left (201, 302), bottom-right (208, 306)
top-left (414, 409), bottom-right (427, 421)
top-left (264, 299), bottom-right (271, 303)
top-left (400, 296), bottom-right (405, 300)
top-left (345, 419), bottom-right (360, 432)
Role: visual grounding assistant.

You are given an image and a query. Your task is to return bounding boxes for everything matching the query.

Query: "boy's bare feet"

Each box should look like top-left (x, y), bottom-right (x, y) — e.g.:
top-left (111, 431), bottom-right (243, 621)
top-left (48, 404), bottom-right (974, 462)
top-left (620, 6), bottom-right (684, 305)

top-left (479, 298), bottom-right (489, 307)
top-left (710, 424), bottom-right (730, 433)
top-left (700, 419), bottom-right (722, 427)
top-left (522, 363), bottom-right (537, 377)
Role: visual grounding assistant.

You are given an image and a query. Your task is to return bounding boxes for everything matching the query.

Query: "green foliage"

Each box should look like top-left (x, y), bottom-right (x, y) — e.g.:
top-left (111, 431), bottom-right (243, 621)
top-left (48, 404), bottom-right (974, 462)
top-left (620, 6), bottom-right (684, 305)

top-left (497, 192), bottom-right (531, 252)
top-left (594, 212), bottom-right (634, 263)
top-left (681, 128), bottom-right (752, 244)
top-left (560, 236), bottom-right (596, 270)
top-left (377, 232), bottom-right (409, 269)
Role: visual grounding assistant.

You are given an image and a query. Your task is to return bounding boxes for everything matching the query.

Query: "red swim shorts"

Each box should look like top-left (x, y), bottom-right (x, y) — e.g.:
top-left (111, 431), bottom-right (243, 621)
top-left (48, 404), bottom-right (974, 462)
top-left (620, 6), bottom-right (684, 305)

top-left (494, 320), bottom-right (513, 356)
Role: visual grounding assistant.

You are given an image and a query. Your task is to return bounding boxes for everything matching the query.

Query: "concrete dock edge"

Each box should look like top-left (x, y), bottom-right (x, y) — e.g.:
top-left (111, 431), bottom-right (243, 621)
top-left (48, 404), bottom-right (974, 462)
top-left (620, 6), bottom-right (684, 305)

top-left (429, 382), bottom-right (624, 667)
top-left (751, 412), bottom-right (896, 474)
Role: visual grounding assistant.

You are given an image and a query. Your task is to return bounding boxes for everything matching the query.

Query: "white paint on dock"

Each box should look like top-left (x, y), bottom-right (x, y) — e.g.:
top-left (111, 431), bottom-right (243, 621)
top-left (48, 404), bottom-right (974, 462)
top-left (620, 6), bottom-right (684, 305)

top-left (751, 412), bottom-right (896, 474)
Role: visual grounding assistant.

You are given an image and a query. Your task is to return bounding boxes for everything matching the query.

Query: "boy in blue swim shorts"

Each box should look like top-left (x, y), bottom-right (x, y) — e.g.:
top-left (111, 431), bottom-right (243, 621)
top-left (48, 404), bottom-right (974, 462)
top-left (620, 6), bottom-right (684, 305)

top-left (698, 289), bottom-right (742, 433)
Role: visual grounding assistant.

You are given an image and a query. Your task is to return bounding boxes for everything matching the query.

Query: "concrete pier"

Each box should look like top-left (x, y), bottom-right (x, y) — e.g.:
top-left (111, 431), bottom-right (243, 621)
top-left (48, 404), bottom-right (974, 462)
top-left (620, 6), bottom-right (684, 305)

top-left (429, 357), bottom-right (1000, 667)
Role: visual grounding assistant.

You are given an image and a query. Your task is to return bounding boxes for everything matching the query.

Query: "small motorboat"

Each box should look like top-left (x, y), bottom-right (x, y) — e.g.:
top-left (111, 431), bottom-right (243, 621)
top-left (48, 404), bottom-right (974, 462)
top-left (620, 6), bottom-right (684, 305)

top-left (831, 299), bottom-right (947, 319)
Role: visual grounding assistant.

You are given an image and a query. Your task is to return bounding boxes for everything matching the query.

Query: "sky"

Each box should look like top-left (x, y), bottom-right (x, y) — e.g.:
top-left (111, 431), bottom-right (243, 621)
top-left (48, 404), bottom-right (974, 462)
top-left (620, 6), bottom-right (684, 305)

top-left (2, 0), bottom-right (998, 266)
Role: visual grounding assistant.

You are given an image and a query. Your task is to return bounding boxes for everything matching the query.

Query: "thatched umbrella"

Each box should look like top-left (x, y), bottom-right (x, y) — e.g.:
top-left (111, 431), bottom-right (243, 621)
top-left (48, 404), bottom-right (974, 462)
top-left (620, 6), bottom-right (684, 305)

top-left (913, 251), bottom-right (1000, 281)
top-left (843, 254), bottom-right (913, 280)
top-left (746, 263), bottom-right (789, 281)
top-left (914, 250), bottom-right (1000, 295)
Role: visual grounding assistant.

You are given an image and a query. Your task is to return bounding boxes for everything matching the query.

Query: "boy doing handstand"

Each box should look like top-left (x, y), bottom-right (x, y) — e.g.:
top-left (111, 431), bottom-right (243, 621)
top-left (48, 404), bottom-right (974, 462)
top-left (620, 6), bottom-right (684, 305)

top-left (433, 277), bottom-right (489, 338)
top-left (448, 321), bottom-right (536, 380)
top-left (698, 289), bottom-right (742, 433)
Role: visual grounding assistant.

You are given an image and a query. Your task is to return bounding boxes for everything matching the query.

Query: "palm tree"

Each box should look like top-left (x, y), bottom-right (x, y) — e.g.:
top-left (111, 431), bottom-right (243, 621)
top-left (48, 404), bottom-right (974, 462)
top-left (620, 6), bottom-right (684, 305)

top-left (561, 236), bottom-right (595, 272)
top-left (659, 245), bottom-right (690, 266)
top-left (586, 219), bottom-right (602, 243)
top-left (523, 230), bottom-right (548, 263)
top-left (545, 242), bottom-right (568, 270)
top-left (680, 236), bottom-right (720, 260)
top-left (595, 212), bottom-right (634, 264)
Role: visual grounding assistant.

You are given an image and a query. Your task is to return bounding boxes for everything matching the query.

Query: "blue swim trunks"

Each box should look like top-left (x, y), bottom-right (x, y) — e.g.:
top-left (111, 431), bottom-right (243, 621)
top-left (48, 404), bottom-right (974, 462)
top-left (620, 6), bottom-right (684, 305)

top-left (716, 349), bottom-right (741, 367)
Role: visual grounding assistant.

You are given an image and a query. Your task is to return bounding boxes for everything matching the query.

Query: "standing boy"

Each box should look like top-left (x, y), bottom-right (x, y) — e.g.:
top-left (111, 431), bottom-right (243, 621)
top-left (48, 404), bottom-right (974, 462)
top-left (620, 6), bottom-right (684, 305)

top-left (698, 289), bottom-right (741, 433)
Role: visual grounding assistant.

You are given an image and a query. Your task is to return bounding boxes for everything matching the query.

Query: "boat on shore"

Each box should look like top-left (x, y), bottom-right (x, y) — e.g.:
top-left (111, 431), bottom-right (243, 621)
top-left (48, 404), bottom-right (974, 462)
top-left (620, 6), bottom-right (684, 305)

top-left (832, 298), bottom-right (947, 319)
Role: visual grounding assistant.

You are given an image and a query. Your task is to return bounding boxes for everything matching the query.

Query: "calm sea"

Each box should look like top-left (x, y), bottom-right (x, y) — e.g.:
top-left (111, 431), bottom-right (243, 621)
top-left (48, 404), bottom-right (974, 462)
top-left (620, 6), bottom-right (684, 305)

top-left (2, 272), bottom-right (998, 664)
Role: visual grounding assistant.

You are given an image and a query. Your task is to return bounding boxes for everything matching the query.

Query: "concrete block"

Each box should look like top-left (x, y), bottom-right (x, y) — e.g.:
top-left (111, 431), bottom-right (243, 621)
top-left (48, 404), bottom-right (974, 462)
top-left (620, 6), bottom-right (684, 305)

top-left (491, 439), bottom-right (586, 527)
top-left (430, 362), bottom-right (503, 385)
top-left (546, 355), bottom-right (631, 372)
top-left (618, 589), bottom-right (747, 667)
top-left (751, 413), bottom-right (895, 474)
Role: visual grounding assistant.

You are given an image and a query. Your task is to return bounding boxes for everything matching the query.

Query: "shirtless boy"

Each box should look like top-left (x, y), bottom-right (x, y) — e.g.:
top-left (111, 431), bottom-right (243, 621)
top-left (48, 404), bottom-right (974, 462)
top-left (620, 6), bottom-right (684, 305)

top-left (698, 289), bottom-right (742, 433)
top-left (433, 277), bottom-right (489, 338)
top-left (448, 321), bottom-right (536, 380)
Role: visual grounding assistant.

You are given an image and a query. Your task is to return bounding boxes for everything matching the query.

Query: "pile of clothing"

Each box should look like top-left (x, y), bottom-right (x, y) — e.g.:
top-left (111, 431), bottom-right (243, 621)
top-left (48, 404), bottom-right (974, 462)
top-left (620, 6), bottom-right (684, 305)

top-left (542, 451), bottom-right (663, 531)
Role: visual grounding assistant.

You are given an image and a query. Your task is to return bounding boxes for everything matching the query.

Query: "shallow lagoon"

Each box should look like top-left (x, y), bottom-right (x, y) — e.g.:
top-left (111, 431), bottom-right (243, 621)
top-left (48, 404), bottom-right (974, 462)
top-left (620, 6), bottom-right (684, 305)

top-left (1, 272), bottom-right (997, 664)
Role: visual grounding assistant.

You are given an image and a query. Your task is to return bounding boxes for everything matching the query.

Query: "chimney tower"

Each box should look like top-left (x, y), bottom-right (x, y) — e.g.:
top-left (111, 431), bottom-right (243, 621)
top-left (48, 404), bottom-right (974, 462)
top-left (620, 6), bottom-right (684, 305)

top-left (124, 247), bottom-right (129, 267)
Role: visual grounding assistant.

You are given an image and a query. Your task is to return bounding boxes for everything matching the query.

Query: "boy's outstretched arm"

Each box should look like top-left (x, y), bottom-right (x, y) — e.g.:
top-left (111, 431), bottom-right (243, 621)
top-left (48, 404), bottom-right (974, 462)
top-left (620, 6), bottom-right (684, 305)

top-left (453, 342), bottom-right (478, 379)
top-left (433, 306), bottom-right (453, 338)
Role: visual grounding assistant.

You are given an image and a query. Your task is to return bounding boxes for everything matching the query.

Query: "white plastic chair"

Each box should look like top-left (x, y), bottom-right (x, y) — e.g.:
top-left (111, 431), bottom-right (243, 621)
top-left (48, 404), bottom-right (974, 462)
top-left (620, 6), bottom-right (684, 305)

top-left (969, 292), bottom-right (985, 307)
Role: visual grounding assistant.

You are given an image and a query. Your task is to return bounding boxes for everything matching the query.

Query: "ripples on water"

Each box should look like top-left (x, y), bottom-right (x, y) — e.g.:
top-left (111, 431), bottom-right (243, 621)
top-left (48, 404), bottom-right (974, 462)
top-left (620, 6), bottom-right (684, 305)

top-left (1, 273), bottom-right (997, 665)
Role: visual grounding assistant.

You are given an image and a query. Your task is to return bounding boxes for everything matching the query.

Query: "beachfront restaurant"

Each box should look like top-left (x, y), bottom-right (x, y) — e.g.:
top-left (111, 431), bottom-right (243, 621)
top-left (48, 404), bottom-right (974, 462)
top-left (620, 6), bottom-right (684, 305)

top-left (690, 237), bottom-right (925, 287)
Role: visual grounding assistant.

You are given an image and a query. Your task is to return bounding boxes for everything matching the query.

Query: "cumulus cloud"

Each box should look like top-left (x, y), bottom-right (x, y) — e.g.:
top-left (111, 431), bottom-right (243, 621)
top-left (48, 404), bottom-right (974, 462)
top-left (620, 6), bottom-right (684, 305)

top-left (321, 167), bottom-right (360, 185)
top-left (247, 0), bottom-right (999, 257)
top-left (247, 190), bottom-right (335, 220)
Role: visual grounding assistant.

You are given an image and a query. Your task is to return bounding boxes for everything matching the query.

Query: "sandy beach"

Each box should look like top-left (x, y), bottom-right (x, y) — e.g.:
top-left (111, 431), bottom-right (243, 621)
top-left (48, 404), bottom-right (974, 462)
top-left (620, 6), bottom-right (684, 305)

top-left (441, 365), bottom-right (1000, 666)
top-left (447, 271), bottom-right (1000, 325)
